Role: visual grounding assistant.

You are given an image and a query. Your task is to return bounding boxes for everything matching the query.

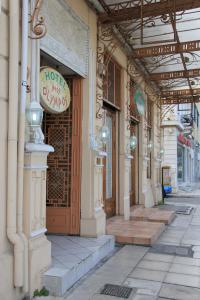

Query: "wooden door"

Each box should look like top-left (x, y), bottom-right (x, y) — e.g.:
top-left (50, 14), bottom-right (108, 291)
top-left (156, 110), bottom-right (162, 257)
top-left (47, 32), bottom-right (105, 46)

top-left (130, 122), bottom-right (139, 206)
top-left (43, 78), bottom-right (82, 234)
top-left (103, 110), bottom-right (116, 218)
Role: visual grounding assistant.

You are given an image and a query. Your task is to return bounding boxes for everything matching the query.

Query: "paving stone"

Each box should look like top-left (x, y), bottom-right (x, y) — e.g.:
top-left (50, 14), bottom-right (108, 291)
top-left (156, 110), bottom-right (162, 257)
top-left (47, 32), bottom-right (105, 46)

top-left (192, 246), bottom-right (200, 251)
top-left (144, 252), bottom-right (174, 263)
top-left (164, 272), bottom-right (200, 288)
top-left (173, 256), bottom-right (200, 266)
top-left (159, 283), bottom-right (200, 300)
top-left (131, 295), bottom-right (157, 300)
top-left (124, 278), bottom-right (161, 296)
top-left (169, 263), bottom-right (200, 276)
top-left (157, 298), bottom-right (173, 300)
top-left (193, 252), bottom-right (200, 259)
top-left (129, 268), bottom-right (166, 282)
top-left (137, 260), bottom-right (170, 271)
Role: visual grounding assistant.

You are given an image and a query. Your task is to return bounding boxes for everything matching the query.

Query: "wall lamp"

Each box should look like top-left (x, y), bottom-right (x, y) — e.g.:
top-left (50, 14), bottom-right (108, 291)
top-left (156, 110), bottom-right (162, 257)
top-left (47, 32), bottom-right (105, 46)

top-left (26, 101), bottom-right (43, 143)
top-left (147, 140), bottom-right (153, 151)
top-left (91, 124), bottom-right (109, 157)
top-left (126, 134), bottom-right (137, 159)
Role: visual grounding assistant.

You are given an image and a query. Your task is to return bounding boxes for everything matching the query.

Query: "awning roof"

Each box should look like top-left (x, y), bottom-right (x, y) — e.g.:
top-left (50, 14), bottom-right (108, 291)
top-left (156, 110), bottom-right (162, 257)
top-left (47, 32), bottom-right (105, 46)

top-left (89, 0), bottom-right (200, 104)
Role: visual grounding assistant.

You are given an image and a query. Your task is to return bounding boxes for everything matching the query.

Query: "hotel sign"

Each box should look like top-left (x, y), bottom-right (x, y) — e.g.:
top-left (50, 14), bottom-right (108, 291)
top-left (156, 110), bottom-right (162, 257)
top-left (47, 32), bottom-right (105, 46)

top-left (40, 67), bottom-right (70, 114)
top-left (134, 88), bottom-right (145, 115)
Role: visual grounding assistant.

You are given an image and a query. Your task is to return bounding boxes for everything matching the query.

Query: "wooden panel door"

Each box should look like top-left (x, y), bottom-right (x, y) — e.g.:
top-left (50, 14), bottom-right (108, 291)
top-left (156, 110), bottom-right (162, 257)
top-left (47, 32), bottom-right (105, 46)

top-left (103, 110), bottom-right (116, 218)
top-left (130, 122), bottom-right (139, 206)
top-left (43, 78), bottom-right (82, 234)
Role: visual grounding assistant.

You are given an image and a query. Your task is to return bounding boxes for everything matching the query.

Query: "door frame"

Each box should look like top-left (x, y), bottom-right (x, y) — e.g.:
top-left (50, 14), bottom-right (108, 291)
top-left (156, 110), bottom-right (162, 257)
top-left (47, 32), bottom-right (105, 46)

top-left (103, 107), bottom-right (117, 218)
top-left (45, 78), bottom-right (82, 235)
top-left (130, 120), bottom-right (139, 206)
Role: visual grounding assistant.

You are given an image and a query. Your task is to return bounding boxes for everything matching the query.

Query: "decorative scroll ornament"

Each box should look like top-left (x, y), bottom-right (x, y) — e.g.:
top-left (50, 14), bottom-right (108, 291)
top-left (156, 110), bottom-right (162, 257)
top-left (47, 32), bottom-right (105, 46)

top-left (96, 25), bottom-right (118, 119)
top-left (127, 59), bottom-right (159, 103)
top-left (29, 0), bottom-right (47, 39)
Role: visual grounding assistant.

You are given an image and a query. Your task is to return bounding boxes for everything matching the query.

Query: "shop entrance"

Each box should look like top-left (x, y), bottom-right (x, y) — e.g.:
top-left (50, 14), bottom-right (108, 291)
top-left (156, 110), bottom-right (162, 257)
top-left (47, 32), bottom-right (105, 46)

top-left (41, 53), bottom-right (82, 235)
top-left (130, 121), bottom-right (139, 206)
top-left (103, 109), bottom-right (117, 218)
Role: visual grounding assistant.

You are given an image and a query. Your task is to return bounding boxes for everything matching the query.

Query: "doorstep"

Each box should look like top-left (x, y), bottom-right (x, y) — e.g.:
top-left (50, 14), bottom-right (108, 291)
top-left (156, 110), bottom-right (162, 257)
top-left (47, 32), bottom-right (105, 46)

top-left (130, 206), bottom-right (175, 225)
top-left (43, 235), bottom-right (115, 297)
top-left (107, 216), bottom-right (165, 246)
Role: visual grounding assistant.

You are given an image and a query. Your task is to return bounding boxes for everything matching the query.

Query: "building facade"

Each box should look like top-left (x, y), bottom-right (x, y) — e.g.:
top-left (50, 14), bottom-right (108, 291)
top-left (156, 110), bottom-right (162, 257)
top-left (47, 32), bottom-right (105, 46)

top-left (0, 1), bottom-right (162, 299)
top-left (161, 103), bottom-right (200, 193)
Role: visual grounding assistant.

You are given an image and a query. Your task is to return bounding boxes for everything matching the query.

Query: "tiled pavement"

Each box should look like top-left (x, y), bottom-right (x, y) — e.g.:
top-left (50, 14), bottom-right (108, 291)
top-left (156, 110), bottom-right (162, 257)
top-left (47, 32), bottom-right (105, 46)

top-left (63, 245), bottom-right (200, 300)
top-left (61, 195), bottom-right (200, 300)
top-left (157, 203), bottom-right (200, 257)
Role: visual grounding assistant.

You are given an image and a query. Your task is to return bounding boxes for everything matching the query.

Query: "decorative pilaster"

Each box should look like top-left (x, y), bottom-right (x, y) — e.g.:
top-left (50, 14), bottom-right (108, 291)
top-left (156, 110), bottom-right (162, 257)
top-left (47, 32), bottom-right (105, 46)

top-left (23, 143), bottom-right (54, 295)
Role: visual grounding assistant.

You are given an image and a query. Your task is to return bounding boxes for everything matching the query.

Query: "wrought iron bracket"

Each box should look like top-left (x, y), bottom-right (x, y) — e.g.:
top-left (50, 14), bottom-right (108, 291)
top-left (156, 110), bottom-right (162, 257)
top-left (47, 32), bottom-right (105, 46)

top-left (29, 0), bottom-right (47, 40)
top-left (96, 24), bottom-right (118, 119)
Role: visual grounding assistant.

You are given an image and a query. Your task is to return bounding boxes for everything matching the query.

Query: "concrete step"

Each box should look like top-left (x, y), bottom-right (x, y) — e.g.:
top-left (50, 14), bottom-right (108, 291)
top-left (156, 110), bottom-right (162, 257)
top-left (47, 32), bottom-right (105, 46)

top-left (107, 217), bottom-right (165, 246)
top-left (130, 207), bottom-right (175, 225)
top-left (44, 235), bottom-right (115, 297)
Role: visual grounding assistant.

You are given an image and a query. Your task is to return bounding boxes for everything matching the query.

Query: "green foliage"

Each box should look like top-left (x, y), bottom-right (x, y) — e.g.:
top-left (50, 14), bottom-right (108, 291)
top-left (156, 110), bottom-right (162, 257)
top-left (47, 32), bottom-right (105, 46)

top-left (33, 287), bottom-right (49, 297)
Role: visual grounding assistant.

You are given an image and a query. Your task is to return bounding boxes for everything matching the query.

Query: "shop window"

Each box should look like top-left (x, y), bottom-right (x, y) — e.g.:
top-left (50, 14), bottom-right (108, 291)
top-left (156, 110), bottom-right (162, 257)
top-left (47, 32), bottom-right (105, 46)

top-left (146, 99), bottom-right (152, 179)
top-left (103, 55), bottom-right (121, 108)
top-left (177, 144), bottom-right (184, 181)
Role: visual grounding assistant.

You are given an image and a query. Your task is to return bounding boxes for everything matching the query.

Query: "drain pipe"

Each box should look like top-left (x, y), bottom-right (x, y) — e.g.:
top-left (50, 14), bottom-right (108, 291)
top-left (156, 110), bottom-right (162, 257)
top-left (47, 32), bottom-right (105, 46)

top-left (7, 0), bottom-right (24, 287)
top-left (17, 0), bottom-right (29, 292)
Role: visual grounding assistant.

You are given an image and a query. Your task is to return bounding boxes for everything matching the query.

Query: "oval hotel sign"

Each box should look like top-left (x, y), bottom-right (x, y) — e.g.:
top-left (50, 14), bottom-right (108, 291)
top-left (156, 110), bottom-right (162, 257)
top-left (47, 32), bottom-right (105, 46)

top-left (40, 67), bottom-right (70, 114)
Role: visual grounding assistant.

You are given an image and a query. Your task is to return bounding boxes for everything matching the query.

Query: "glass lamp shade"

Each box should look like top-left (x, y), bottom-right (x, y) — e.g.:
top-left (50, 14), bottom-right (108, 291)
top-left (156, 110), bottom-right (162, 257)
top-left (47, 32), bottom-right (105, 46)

top-left (147, 141), bottom-right (153, 150)
top-left (160, 149), bottom-right (164, 155)
top-left (26, 101), bottom-right (43, 127)
top-left (130, 135), bottom-right (137, 150)
top-left (99, 125), bottom-right (109, 144)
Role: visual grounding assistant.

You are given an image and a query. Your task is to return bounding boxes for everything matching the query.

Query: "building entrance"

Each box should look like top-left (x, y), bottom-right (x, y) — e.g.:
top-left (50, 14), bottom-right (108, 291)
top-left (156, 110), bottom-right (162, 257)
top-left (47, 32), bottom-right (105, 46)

top-left (41, 53), bottom-right (82, 234)
top-left (130, 121), bottom-right (139, 206)
top-left (103, 109), bottom-right (117, 218)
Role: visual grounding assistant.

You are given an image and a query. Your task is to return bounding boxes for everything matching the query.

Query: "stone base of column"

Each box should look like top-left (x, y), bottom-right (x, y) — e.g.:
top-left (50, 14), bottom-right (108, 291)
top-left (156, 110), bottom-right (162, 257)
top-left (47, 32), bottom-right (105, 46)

top-left (143, 180), bottom-right (154, 208)
top-left (28, 235), bottom-right (51, 296)
top-left (80, 210), bottom-right (106, 237)
top-left (123, 195), bottom-right (130, 220)
top-left (23, 143), bottom-right (54, 297)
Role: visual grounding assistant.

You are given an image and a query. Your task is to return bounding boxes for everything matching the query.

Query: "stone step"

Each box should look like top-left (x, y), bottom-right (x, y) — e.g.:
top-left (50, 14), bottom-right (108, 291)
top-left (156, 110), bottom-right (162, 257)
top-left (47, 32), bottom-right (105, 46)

top-left (130, 207), bottom-right (175, 225)
top-left (44, 235), bottom-right (115, 297)
top-left (106, 217), bottom-right (165, 246)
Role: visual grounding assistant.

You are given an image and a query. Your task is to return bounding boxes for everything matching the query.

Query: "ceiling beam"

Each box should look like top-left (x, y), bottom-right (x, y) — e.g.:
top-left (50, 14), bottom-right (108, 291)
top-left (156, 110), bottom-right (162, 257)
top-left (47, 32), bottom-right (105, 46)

top-left (161, 96), bottom-right (200, 105)
top-left (99, 0), bottom-right (200, 24)
top-left (162, 88), bottom-right (200, 97)
top-left (132, 40), bottom-right (200, 58)
top-left (150, 68), bottom-right (200, 81)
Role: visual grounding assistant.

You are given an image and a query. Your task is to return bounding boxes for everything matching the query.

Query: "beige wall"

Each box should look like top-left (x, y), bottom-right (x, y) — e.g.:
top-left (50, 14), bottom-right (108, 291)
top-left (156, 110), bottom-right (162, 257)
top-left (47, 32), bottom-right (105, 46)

top-left (0, 1), bottom-right (162, 299)
top-left (0, 1), bottom-right (25, 299)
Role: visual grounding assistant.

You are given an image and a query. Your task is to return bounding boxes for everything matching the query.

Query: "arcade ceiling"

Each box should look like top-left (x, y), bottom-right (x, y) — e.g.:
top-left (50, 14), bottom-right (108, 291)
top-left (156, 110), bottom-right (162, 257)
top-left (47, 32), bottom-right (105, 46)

top-left (87, 0), bottom-right (200, 105)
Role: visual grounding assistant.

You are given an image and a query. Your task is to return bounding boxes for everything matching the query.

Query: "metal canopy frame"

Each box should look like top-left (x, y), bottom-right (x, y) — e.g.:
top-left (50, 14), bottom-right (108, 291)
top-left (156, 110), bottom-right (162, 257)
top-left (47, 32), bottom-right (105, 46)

top-left (99, 0), bottom-right (200, 24)
top-left (95, 0), bottom-right (200, 105)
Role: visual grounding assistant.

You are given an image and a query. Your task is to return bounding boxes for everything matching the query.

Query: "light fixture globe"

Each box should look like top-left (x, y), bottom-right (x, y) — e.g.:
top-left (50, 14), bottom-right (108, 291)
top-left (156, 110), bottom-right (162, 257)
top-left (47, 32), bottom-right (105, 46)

top-left (26, 101), bottom-right (43, 127)
top-left (130, 135), bottom-right (137, 150)
top-left (160, 148), bottom-right (164, 155)
top-left (99, 125), bottom-right (109, 145)
top-left (147, 141), bottom-right (153, 150)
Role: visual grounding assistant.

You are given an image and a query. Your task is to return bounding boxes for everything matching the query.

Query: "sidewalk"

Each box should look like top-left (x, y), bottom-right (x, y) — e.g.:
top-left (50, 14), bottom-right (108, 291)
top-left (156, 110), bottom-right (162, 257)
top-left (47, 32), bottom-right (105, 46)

top-left (63, 246), bottom-right (200, 300)
top-left (60, 193), bottom-right (200, 300)
top-left (171, 182), bottom-right (200, 198)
